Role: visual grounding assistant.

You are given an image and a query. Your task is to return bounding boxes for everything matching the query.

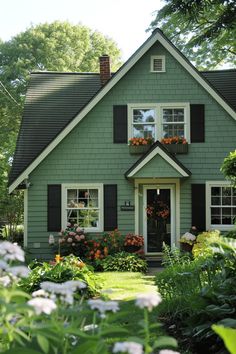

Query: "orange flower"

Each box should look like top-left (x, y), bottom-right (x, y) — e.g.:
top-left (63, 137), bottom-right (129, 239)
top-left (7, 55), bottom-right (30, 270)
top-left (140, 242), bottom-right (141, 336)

top-left (55, 254), bottom-right (63, 263)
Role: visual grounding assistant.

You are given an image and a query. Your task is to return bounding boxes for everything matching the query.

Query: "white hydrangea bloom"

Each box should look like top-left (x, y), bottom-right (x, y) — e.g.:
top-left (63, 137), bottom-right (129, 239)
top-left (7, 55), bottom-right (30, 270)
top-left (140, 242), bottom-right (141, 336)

top-left (88, 299), bottom-right (119, 317)
top-left (27, 297), bottom-right (57, 315)
top-left (40, 280), bottom-right (86, 295)
top-left (113, 341), bottom-right (143, 354)
top-left (0, 260), bottom-right (8, 270)
top-left (135, 293), bottom-right (162, 311)
top-left (0, 275), bottom-right (11, 286)
top-left (0, 241), bottom-right (25, 262)
top-left (7, 266), bottom-right (30, 278)
top-left (181, 232), bottom-right (196, 241)
top-left (64, 280), bottom-right (87, 290)
top-left (32, 289), bottom-right (49, 298)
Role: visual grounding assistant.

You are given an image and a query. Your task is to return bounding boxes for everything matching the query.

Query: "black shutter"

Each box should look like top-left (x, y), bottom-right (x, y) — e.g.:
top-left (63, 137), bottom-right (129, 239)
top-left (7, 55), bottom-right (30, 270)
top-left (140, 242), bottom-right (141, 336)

top-left (113, 105), bottom-right (127, 143)
top-left (190, 104), bottom-right (205, 143)
top-left (104, 184), bottom-right (117, 231)
top-left (48, 185), bottom-right (61, 232)
top-left (191, 184), bottom-right (206, 231)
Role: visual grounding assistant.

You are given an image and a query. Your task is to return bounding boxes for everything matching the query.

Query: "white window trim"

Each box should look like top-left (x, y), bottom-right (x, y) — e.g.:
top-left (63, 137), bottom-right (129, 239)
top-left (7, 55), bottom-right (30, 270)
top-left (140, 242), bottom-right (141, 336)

top-left (61, 183), bottom-right (104, 232)
top-left (128, 102), bottom-right (190, 143)
top-left (150, 55), bottom-right (165, 72)
top-left (206, 181), bottom-right (235, 231)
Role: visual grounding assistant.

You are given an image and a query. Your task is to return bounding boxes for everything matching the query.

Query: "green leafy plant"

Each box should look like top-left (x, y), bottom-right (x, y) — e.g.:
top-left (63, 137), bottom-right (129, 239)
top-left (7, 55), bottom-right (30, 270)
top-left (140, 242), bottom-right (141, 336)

top-left (221, 150), bottom-right (236, 187)
top-left (100, 252), bottom-right (147, 272)
top-left (20, 255), bottom-right (99, 297)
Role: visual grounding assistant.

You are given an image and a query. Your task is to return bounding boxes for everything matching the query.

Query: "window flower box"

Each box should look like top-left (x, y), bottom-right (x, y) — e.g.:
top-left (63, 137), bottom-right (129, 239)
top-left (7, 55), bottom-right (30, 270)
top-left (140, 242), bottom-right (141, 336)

top-left (161, 137), bottom-right (188, 154)
top-left (129, 137), bottom-right (154, 155)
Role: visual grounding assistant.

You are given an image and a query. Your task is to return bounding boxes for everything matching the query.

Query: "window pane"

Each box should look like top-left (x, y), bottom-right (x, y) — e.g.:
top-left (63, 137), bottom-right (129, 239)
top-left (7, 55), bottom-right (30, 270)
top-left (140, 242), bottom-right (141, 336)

top-left (163, 108), bottom-right (184, 122)
top-left (211, 187), bottom-right (220, 196)
top-left (211, 207), bottom-right (221, 224)
top-left (88, 189), bottom-right (98, 207)
top-left (67, 189), bottom-right (78, 207)
top-left (162, 124), bottom-right (184, 138)
top-left (133, 109), bottom-right (155, 123)
top-left (222, 187), bottom-right (231, 196)
top-left (211, 196), bottom-right (220, 205)
top-left (222, 208), bottom-right (231, 224)
top-left (133, 124), bottom-right (155, 138)
top-left (222, 197), bottom-right (231, 206)
top-left (79, 209), bottom-right (99, 228)
top-left (67, 209), bottom-right (79, 224)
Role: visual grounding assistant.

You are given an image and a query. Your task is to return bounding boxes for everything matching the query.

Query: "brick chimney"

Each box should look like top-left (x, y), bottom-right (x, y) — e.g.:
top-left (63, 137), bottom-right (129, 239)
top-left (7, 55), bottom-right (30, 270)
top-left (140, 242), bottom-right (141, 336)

top-left (99, 55), bottom-right (111, 85)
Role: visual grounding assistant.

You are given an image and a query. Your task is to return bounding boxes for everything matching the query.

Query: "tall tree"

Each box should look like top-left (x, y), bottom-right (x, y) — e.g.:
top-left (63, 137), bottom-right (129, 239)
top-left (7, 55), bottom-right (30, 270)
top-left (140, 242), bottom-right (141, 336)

top-left (148, 0), bottom-right (236, 69)
top-left (0, 21), bottom-right (122, 232)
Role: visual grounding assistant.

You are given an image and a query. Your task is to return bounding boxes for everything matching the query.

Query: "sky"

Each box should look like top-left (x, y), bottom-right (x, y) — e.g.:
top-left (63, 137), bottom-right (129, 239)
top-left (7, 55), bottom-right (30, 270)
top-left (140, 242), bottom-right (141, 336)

top-left (0, 0), bottom-right (164, 61)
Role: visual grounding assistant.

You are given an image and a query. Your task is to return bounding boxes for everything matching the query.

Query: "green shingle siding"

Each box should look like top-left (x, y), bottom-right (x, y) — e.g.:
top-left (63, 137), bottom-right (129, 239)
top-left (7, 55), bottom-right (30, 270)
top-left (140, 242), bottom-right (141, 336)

top-left (27, 42), bottom-right (236, 257)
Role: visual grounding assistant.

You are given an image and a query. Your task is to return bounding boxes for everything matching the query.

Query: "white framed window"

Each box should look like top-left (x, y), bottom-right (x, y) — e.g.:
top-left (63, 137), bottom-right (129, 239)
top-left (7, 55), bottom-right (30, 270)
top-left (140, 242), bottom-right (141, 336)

top-left (150, 55), bottom-right (165, 72)
top-left (206, 181), bottom-right (236, 231)
top-left (62, 184), bottom-right (103, 232)
top-left (128, 103), bottom-right (190, 142)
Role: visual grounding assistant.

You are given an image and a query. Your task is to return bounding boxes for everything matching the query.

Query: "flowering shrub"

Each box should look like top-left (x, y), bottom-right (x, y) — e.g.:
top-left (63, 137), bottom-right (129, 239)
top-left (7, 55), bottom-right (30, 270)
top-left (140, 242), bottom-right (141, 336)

top-left (57, 223), bottom-right (87, 257)
top-left (129, 137), bottom-right (154, 146)
top-left (179, 232), bottom-right (197, 246)
top-left (124, 233), bottom-right (144, 247)
top-left (20, 255), bottom-right (99, 297)
top-left (161, 136), bottom-right (187, 144)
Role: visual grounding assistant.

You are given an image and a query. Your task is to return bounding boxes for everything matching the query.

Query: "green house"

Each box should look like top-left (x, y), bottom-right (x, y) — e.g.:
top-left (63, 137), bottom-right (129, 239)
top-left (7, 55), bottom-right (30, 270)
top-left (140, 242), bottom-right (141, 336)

top-left (9, 29), bottom-right (236, 259)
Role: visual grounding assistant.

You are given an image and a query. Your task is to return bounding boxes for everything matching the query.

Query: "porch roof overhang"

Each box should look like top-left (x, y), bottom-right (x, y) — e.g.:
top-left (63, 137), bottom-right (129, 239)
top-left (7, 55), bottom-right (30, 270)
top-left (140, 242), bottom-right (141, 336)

top-left (125, 141), bottom-right (191, 179)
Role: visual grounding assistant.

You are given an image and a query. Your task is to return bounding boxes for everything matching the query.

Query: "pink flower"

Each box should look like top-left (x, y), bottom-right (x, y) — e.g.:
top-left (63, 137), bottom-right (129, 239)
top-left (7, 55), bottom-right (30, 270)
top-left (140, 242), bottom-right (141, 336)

top-left (80, 234), bottom-right (85, 240)
top-left (75, 235), bottom-right (81, 241)
top-left (76, 227), bottom-right (81, 232)
top-left (69, 232), bottom-right (76, 236)
top-left (67, 238), bottom-right (73, 243)
top-left (67, 223), bottom-right (71, 227)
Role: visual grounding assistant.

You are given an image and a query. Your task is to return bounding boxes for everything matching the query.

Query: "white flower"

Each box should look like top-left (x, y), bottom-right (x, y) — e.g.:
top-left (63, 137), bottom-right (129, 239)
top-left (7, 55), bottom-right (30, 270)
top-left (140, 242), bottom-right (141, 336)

top-left (88, 299), bottom-right (119, 317)
top-left (0, 275), bottom-right (11, 286)
top-left (181, 232), bottom-right (196, 242)
top-left (159, 350), bottom-right (180, 354)
top-left (0, 241), bottom-right (25, 262)
top-left (7, 266), bottom-right (30, 278)
top-left (32, 289), bottom-right (49, 298)
top-left (135, 293), bottom-right (162, 312)
top-left (27, 297), bottom-right (57, 315)
top-left (64, 280), bottom-right (87, 290)
top-left (0, 260), bottom-right (8, 270)
top-left (40, 280), bottom-right (86, 295)
top-left (113, 341), bottom-right (143, 354)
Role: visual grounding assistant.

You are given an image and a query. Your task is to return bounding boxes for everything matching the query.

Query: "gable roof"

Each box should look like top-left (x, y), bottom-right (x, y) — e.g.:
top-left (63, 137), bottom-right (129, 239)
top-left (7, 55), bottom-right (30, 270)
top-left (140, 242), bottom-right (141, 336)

top-left (9, 29), bottom-right (236, 193)
top-left (9, 72), bottom-right (101, 186)
top-left (201, 69), bottom-right (236, 111)
top-left (125, 141), bottom-right (191, 178)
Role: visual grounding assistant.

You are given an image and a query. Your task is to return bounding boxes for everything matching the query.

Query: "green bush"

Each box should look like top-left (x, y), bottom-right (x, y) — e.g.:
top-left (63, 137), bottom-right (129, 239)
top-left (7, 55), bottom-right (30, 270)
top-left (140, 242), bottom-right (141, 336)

top-left (20, 255), bottom-right (100, 297)
top-left (100, 252), bottom-right (147, 272)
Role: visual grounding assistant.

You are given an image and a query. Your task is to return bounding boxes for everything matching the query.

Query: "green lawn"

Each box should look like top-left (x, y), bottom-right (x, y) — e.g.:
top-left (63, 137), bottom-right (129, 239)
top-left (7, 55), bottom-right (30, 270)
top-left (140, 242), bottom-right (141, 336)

top-left (96, 271), bottom-right (158, 300)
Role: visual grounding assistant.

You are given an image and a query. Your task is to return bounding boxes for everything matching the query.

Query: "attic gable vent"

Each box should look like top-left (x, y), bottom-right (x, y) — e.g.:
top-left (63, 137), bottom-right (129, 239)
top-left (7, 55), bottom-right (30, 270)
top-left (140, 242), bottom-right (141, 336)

top-left (151, 55), bottom-right (165, 72)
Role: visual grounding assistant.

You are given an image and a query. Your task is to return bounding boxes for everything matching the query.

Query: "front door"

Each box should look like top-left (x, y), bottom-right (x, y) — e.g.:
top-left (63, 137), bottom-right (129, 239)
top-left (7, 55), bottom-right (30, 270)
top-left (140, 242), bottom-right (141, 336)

top-left (143, 185), bottom-right (175, 254)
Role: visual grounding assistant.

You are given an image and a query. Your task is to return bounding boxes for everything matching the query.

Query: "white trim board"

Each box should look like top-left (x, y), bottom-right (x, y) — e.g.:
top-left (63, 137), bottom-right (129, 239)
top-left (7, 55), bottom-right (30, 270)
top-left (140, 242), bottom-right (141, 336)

top-left (9, 29), bottom-right (236, 193)
top-left (126, 146), bottom-right (190, 178)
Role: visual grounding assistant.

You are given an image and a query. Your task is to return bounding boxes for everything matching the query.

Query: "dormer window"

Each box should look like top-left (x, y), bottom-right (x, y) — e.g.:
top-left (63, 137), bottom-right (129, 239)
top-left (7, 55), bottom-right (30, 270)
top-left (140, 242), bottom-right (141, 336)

top-left (151, 55), bottom-right (165, 72)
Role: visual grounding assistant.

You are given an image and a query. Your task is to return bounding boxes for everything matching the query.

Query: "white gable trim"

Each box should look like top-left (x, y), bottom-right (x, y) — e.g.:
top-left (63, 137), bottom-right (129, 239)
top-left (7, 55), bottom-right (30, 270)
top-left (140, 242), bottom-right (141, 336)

top-left (9, 30), bottom-right (235, 193)
top-left (126, 146), bottom-right (189, 178)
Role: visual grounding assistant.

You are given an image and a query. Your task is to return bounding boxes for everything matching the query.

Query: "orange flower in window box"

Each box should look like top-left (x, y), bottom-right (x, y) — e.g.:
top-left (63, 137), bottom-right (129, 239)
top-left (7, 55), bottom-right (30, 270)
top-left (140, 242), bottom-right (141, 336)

top-left (161, 136), bottom-right (188, 154)
top-left (129, 137), bottom-right (154, 154)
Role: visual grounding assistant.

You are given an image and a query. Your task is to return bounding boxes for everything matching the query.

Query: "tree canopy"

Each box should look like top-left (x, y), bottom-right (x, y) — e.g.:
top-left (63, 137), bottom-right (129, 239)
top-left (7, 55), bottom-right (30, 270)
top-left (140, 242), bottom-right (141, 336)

top-left (148, 0), bottom-right (236, 69)
top-left (0, 21), bottom-right (122, 230)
